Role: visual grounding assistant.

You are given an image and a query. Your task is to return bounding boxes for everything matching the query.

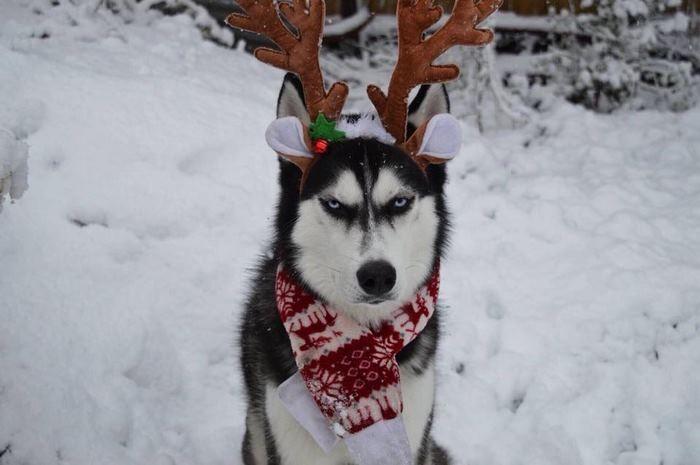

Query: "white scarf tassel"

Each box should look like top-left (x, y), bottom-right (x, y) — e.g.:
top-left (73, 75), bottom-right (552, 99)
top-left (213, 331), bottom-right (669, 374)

top-left (278, 372), bottom-right (413, 465)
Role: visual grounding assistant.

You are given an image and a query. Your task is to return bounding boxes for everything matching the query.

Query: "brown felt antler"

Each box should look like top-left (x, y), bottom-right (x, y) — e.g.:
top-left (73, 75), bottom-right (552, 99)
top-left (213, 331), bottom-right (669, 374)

top-left (226, 0), bottom-right (348, 121)
top-left (367, 0), bottom-right (502, 143)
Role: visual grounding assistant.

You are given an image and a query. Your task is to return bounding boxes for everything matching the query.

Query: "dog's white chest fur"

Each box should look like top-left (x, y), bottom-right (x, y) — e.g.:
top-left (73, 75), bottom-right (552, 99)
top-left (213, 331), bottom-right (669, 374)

top-left (262, 364), bottom-right (435, 465)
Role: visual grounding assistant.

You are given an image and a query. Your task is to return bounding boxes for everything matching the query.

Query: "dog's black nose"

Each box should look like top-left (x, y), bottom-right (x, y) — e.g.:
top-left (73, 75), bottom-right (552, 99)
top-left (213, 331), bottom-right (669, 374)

top-left (356, 260), bottom-right (396, 297)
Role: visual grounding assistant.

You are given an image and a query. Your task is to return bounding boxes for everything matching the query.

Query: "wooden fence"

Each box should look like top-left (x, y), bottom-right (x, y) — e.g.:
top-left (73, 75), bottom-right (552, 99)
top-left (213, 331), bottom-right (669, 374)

top-left (326, 0), bottom-right (700, 16)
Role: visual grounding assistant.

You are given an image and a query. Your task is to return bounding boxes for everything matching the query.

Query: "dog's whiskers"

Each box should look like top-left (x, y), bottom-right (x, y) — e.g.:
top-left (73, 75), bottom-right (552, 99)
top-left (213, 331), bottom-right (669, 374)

top-left (305, 244), bottom-right (362, 265)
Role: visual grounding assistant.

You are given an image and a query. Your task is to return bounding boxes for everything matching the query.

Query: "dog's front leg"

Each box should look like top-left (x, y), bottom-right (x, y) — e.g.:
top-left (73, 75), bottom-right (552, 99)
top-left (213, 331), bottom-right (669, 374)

top-left (243, 408), bottom-right (276, 465)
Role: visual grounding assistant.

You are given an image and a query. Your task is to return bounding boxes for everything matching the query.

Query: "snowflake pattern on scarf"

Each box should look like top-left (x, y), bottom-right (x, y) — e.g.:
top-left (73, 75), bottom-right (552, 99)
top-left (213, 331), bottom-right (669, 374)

top-left (275, 265), bottom-right (439, 435)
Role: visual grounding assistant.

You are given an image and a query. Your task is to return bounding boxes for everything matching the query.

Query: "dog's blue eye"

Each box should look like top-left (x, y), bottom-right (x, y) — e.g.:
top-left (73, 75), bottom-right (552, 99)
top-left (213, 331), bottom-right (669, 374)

top-left (393, 197), bottom-right (408, 208)
top-left (321, 197), bottom-right (357, 220)
top-left (387, 196), bottom-right (413, 214)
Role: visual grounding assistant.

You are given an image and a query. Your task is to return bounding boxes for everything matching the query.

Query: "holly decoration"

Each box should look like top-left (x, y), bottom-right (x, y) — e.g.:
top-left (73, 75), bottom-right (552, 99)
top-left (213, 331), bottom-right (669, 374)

top-left (309, 113), bottom-right (345, 154)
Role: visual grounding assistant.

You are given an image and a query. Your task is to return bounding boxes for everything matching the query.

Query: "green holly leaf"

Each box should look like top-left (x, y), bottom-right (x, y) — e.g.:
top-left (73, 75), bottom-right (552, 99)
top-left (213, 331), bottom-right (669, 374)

top-left (309, 113), bottom-right (345, 142)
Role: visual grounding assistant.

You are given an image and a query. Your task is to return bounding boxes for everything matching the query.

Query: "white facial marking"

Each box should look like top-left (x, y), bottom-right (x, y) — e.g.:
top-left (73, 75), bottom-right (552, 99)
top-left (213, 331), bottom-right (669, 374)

top-left (372, 170), bottom-right (413, 207)
top-left (363, 151), bottom-right (375, 234)
top-left (322, 170), bottom-right (363, 206)
top-left (292, 166), bottom-right (439, 326)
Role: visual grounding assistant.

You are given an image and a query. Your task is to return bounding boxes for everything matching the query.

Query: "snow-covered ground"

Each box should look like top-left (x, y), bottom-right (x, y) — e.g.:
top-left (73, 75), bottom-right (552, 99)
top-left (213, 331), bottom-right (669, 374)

top-left (1, 2), bottom-right (699, 465)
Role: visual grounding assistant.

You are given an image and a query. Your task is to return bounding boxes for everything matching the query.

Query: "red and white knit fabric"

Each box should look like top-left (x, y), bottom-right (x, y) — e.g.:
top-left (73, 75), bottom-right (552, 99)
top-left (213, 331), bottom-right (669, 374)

top-left (275, 265), bottom-right (440, 436)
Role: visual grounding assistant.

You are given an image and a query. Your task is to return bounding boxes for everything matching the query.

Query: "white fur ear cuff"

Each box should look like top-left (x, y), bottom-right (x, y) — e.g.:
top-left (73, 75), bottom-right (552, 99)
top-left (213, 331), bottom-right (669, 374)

top-left (265, 117), bottom-right (314, 159)
top-left (416, 113), bottom-right (462, 160)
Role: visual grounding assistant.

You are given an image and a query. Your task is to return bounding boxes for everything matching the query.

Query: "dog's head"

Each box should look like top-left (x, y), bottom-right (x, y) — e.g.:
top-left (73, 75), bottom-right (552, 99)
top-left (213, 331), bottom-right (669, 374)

top-left (272, 75), bottom-right (457, 324)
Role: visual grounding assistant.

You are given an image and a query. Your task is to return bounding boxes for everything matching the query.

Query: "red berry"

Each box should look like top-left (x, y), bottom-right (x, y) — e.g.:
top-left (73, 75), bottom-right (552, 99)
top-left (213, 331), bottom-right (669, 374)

top-left (314, 139), bottom-right (329, 154)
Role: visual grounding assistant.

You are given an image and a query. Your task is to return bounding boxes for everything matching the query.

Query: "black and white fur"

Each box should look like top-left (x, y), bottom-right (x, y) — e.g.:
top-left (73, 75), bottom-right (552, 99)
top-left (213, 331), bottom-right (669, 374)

top-left (239, 74), bottom-right (454, 465)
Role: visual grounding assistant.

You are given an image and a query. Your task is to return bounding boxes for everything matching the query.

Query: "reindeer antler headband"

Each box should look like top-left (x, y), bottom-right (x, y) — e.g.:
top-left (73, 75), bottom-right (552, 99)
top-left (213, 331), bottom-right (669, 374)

top-left (227, 0), bottom-right (349, 122)
top-left (226, 0), bottom-right (502, 179)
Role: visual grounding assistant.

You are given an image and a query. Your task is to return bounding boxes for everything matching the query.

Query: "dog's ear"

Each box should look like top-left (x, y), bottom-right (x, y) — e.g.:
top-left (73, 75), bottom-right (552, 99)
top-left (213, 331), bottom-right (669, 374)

top-left (266, 116), bottom-right (314, 171)
top-left (277, 73), bottom-right (311, 126)
top-left (271, 74), bottom-right (316, 172)
top-left (404, 114), bottom-right (462, 169)
top-left (403, 85), bottom-right (460, 169)
top-left (406, 84), bottom-right (450, 140)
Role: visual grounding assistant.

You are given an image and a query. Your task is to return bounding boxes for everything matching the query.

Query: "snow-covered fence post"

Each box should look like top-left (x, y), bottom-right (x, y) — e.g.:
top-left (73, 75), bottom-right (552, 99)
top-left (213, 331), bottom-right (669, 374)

top-left (0, 128), bottom-right (29, 213)
top-left (448, 41), bottom-right (532, 131)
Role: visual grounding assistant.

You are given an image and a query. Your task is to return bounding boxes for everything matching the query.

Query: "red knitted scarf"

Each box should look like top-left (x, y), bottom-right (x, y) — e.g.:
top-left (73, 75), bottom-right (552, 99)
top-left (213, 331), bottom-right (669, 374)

top-left (275, 265), bottom-right (439, 436)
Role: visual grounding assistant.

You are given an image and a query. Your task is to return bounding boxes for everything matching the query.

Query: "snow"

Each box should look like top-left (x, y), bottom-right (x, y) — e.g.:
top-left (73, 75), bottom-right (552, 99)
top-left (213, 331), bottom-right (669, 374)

top-left (436, 106), bottom-right (700, 465)
top-left (1, 2), bottom-right (699, 465)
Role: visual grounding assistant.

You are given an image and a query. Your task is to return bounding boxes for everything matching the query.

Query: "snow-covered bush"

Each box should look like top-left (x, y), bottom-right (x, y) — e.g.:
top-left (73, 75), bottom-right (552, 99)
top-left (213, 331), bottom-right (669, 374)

top-left (544, 40), bottom-right (639, 113)
top-left (542, 0), bottom-right (698, 112)
top-left (637, 58), bottom-right (697, 111)
top-left (0, 129), bottom-right (29, 213)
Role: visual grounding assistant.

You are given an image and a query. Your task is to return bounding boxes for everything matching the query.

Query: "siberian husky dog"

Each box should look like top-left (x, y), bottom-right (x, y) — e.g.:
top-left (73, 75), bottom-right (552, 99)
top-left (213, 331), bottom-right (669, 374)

top-left (238, 74), bottom-right (454, 465)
